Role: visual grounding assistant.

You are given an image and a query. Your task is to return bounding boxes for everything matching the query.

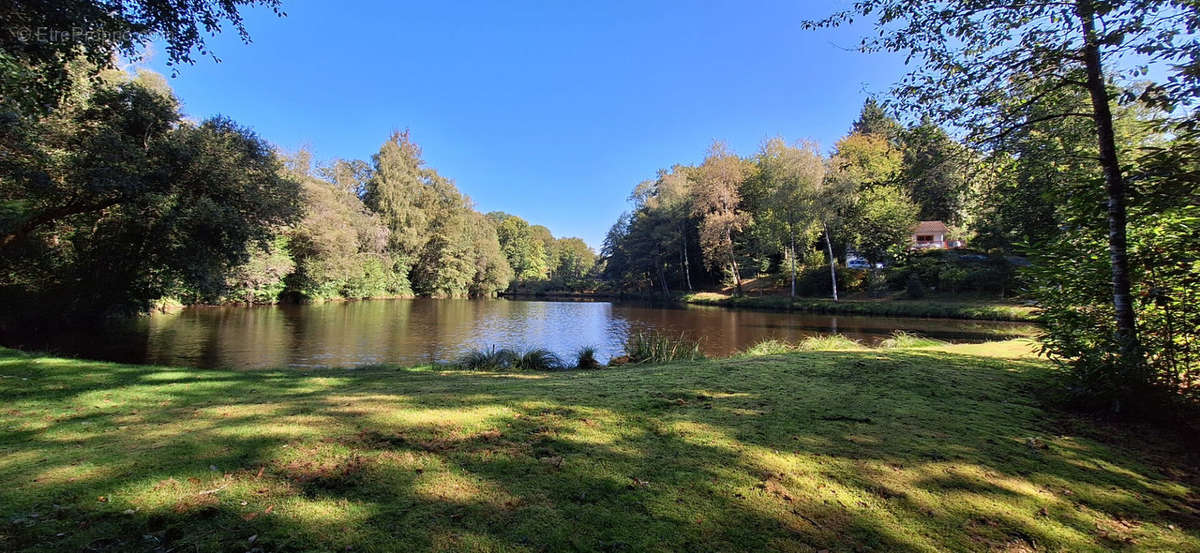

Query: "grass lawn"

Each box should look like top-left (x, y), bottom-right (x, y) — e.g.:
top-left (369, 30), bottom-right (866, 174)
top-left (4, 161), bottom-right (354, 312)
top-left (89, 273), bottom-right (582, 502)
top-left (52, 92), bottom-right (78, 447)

top-left (1, 341), bottom-right (1197, 552)
top-left (681, 292), bottom-right (1038, 322)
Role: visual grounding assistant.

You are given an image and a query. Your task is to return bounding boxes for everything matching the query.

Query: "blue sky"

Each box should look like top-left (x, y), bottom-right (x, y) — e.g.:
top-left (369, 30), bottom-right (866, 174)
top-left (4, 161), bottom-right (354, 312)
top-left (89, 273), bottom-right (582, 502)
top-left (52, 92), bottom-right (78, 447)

top-left (144, 1), bottom-right (908, 249)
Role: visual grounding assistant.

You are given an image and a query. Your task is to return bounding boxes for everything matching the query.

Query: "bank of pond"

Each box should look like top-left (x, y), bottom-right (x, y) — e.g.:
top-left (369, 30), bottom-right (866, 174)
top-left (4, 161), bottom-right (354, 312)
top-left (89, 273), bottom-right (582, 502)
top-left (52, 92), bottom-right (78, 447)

top-left (0, 298), bottom-right (1035, 370)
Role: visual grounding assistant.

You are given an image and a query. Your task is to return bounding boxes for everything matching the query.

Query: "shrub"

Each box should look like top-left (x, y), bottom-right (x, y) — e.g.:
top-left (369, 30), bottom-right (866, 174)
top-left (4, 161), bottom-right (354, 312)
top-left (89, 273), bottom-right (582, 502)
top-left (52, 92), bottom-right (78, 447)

top-left (879, 331), bottom-right (948, 349)
top-left (905, 274), bottom-right (927, 299)
top-left (624, 331), bottom-right (705, 364)
top-left (796, 334), bottom-right (865, 350)
top-left (739, 339), bottom-right (796, 356)
top-left (518, 348), bottom-right (564, 371)
top-left (456, 346), bottom-right (521, 370)
top-left (574, 346), bottom-right (602, 369)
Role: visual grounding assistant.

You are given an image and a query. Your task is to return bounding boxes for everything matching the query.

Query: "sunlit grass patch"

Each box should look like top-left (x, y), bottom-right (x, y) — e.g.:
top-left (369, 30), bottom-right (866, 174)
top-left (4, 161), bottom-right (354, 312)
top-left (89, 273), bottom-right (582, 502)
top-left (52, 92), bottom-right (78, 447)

top-left (0, 342), bottom-right (1197, 552)
top-left (879, 330), bottom-right (950, 348)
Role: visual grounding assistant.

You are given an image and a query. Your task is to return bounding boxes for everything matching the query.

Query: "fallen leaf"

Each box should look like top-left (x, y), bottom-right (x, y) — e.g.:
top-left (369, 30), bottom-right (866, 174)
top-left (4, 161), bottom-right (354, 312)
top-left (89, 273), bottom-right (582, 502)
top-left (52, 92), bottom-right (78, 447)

top-left (242, 512), bottom-right (259, 521)
top-left (265, 505), bottom-right (274, 514)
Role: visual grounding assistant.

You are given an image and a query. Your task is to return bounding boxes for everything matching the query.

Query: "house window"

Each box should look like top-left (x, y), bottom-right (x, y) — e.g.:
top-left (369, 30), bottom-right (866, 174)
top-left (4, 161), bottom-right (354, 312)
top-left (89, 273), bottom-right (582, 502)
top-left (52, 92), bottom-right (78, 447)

top-left (916, 235), bottom-right (933, 242)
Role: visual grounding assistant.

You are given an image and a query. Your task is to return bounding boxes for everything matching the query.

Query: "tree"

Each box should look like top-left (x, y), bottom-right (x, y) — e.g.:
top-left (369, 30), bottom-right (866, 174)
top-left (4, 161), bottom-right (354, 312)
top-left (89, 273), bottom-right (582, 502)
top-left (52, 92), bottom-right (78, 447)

top-left (489, 212), bottom-right (549, 282)
top-left (692, 142), bottom-right (752, 295)
top-left (1, 0), bottom-right (284, 116)
top-left (285, 149), bottom-right (405, 300)
top-left (0, 69), bottom-right (300, 316)
top-left (365, 130), bottom-right (430, 262)
top-left (754, 138), bottom-right (825, 297)
top-left (846, 185), bottom-right (919, 270)
top-left (852, 98), bottom-right (900, 141)
top-left (806, 0), bottom-right (1200, 366)
top-left (550, 237), bottom-right (596, 288)
top-left (900, 118), bottom-right (972, 226)
top-left (467, 212), bottom-right (513, 296)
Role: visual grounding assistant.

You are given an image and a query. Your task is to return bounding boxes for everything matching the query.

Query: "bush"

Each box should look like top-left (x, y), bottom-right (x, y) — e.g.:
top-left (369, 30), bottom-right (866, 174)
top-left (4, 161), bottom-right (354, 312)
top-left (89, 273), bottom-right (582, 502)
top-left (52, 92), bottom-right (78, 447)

top-left (879, 331), bottom-right (948, 349)
top-left (905, 274), bottom-right (927, 299)
top-left (794, 267), bottom-right (868, 297)
top-left (1028, 148), bottom-right (1198, 415)
top-left (457, 346), bottom-right (565, 371)
top-left (574, 346), bottom-right (602, 369)
top-left (795, 335), bottom-right (864, 350)
top-left (739, 339), bottom-right (796, 356)
top-left (519, 348), bottom-right (564, 371)
top-left (624, 331), bottom-right (705, 364)
top-left (456, 346), bottom-right (521, 370)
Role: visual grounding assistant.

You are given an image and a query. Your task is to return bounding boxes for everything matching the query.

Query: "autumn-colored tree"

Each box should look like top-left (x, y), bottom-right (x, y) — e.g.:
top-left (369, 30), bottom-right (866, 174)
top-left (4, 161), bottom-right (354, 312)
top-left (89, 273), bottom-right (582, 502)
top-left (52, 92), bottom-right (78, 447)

top-left (692, 142), bottom-right (752, 295)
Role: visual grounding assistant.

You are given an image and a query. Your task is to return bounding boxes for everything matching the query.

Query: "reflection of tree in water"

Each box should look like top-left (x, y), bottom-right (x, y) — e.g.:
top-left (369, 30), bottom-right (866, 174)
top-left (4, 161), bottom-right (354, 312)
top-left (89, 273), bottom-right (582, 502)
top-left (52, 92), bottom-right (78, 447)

top-left (9, 299), bottom-right (1030, 369)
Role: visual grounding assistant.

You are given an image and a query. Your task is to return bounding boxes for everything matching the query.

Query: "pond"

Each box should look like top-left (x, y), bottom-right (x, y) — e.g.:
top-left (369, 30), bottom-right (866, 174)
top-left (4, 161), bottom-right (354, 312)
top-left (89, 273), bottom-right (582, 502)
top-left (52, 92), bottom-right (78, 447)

top-left (1, 298), bottom-right (1031, 369)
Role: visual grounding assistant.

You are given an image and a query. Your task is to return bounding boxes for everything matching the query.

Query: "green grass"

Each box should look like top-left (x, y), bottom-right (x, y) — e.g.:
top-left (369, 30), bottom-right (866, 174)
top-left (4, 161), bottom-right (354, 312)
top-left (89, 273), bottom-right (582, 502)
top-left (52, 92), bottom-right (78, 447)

top-left (879, 331), bottom-right (950, 349)
top-left (1, 342), bottom-right (1198, 552)
top-left (681, 292), bottom-right (1038, 322)
top-left (623, 331), bottom-right (705, 364)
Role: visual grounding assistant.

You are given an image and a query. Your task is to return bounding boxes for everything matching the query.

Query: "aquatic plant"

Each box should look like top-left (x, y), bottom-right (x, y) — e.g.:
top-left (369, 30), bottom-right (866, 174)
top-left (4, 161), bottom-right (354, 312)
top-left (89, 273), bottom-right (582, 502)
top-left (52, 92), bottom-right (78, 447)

top-left (456, 346), bottom-right (521, 370)
top-left (624, 331), bottom-right (705, 364)
top-left (879, 331), bottom-right (948, 349)
top-left (518, 348), bottom-right (564, 371)
top-left (574, 346), bottom-right (602, 369)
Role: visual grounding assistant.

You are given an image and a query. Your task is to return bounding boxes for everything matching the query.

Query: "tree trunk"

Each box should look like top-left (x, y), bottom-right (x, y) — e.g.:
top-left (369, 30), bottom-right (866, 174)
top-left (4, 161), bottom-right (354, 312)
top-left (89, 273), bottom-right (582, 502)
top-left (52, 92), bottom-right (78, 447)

top-left (789, 231), bottom-right (797, 297)
top-left (824, 224), bottom-right (838, 302)
top-left (657, 261), bottom-right (670, 298)
top-left (726, 229), bottom-right (743, 296)
top-left (1078, 2), bottom-right (1140, 360)
top-left (681, 221), bottom-right (693, 291)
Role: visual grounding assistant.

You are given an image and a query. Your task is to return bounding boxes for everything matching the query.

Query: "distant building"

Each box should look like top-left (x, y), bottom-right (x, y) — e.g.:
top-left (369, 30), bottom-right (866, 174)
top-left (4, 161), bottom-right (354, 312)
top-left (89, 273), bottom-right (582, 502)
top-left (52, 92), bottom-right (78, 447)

top-left (911, 220), bottom-right (964, 249)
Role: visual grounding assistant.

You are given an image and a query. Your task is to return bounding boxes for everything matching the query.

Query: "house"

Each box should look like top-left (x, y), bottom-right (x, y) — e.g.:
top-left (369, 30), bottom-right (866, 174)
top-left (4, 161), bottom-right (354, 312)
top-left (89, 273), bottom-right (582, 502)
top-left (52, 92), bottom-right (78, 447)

top-left (911, 220), bottom-right (964, 249)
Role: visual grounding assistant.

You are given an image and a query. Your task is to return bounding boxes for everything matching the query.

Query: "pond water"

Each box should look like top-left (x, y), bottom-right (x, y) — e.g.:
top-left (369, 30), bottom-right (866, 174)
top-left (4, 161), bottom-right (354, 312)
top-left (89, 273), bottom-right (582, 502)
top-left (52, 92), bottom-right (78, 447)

top-left (1, 298), bottom-right (1030, 369)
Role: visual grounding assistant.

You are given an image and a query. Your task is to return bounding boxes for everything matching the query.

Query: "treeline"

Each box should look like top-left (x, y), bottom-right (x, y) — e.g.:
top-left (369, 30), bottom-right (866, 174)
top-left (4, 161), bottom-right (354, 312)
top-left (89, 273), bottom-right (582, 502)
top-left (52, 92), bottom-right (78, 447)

top-left (0, 66), bottom-right (597, 317)
top-left (601, 101), bottom-right (980, 297)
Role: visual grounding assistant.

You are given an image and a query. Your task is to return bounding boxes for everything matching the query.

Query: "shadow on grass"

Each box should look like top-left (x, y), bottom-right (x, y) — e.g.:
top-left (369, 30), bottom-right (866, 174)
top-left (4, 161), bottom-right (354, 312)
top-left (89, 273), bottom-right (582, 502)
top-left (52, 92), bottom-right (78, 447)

top-left (0, 346), bottom-right (1198, 552)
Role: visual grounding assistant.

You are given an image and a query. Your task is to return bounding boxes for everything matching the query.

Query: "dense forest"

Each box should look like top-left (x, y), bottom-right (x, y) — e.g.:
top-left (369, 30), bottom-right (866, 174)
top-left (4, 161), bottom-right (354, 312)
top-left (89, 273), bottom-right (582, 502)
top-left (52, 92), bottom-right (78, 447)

top-left (0, 66), bottom-right (598, 317)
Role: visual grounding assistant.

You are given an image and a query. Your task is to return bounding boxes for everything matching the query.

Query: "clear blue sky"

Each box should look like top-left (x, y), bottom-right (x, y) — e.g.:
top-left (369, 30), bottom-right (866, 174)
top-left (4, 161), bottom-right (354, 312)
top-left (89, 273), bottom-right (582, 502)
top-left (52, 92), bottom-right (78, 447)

top-left (144, 1), bottom-right (908, 249)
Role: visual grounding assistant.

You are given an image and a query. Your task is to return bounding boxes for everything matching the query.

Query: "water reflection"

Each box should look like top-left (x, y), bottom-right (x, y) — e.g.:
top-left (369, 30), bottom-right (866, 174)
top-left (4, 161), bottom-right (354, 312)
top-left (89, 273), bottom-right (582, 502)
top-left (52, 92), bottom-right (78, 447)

top-left (2, 298), bottom-right (1028, 369)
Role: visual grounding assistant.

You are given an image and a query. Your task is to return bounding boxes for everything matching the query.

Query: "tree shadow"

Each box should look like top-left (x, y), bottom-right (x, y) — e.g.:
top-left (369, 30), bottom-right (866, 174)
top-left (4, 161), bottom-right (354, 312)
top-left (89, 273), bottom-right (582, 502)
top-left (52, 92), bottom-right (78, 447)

top-left (0, 347), bottom-right (1198, 552)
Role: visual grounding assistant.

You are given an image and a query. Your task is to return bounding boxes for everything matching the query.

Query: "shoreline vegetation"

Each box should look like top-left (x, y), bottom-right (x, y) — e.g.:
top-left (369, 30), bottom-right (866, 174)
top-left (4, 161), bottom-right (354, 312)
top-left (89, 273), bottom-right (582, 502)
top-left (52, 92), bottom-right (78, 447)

top-left (2, 339), bottom-right (1197, 552)
top-left (497, 290), bottom-right (1039, 322)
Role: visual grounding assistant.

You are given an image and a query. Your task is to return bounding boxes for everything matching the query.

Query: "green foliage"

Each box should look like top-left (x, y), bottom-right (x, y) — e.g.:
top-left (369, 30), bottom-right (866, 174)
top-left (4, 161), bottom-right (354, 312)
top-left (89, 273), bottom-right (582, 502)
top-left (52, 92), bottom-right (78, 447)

top-left (905, 273), bottom-right (927, 299)
top-left (682, 292), bottom-right (1037, 322)
top-left (455, 346), bottom-right (563, 371)
top-left (492, 212), bottom-right (596, 292)
top-left (574, 346), bottom-right (601, 369)
top-left (0, 0), bottom-right (282, 116)
top-left (518, 348), bottom-right (565, 371)
top-left (1031, 134), bottom-right (1200, 413)
top-left (847, 184), bottom-right (919, 267)
top-left (900, 118), bottom-right (972, 226)
top-left (225, 235), bottom-right (294, 304)
top-left (456, 346), bottom-right (522, 371)
top-left (0, 70), bottom-right (300, 317)
top-left (879, 331), bottom-right (948, 349)
top-left (624, 331), bottom-right (705, 364)
top-left (738, 339), bottom-right (796, 356)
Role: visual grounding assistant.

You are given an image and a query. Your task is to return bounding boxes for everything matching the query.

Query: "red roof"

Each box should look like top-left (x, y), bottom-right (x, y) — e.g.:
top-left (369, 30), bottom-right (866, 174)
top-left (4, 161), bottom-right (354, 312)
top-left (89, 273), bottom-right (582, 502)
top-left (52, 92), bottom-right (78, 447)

top-left (913, 220), bottom-right (949, 234)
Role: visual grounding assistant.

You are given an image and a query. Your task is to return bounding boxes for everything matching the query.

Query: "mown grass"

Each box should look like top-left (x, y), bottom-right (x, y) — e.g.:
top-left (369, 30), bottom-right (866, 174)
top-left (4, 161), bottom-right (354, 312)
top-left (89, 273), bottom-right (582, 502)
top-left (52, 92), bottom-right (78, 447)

top-left (1, 342), bottom-right (1198, 552)
top-left (681, 292), bottom-right (1038, 322)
